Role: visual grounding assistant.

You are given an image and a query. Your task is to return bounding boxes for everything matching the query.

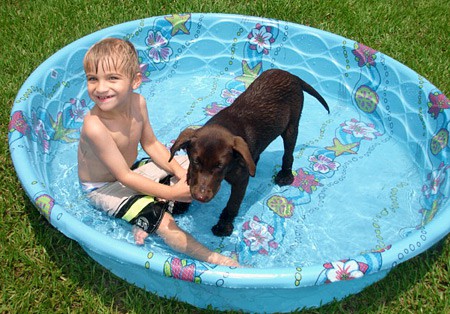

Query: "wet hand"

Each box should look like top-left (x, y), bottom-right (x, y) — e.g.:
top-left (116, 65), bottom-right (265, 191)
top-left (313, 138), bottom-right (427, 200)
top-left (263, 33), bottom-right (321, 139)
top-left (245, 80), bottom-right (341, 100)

top-left (172, 179), bottom-right (192, 203)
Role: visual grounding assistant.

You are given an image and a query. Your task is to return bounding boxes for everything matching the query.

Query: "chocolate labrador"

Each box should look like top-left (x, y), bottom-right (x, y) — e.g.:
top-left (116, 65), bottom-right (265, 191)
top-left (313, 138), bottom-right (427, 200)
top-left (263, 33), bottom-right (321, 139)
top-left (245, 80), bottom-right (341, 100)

top-left (169, 69), bottom-right (330, 236)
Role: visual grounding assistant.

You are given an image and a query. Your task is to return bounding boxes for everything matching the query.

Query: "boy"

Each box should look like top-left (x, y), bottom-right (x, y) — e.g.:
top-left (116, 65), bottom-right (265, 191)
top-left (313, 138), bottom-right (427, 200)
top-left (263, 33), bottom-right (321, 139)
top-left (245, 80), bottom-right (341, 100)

top-left (78, 38), bottom-right (238, 267)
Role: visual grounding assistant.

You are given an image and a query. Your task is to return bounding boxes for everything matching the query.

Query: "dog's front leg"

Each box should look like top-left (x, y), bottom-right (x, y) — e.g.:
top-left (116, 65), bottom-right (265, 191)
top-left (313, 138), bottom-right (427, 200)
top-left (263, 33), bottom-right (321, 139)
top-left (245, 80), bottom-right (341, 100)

top-left (212, 176), bottom-right (249, 237)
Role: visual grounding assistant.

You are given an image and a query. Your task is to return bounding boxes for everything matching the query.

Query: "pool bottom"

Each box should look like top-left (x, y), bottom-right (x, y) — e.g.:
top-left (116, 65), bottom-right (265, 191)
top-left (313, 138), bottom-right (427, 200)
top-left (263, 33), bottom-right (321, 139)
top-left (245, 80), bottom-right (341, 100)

top-left (48, 125), bottom-right (425, 269)
top-left (40, 69), bottom-right (432, 269)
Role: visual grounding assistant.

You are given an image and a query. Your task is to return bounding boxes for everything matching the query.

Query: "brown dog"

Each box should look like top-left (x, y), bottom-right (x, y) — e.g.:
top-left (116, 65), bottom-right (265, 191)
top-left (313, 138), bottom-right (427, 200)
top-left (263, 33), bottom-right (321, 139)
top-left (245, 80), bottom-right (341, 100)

top-left (169, 69), bottom-right (329, 236)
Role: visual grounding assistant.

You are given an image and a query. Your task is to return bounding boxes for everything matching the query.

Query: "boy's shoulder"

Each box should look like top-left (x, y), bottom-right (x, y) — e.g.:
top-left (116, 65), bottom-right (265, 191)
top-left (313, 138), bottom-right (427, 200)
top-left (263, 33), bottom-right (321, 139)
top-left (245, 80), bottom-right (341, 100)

top-left (81, 111), bottom-right (107, 138)
top-left (83, 109), bottom-right (101, 124)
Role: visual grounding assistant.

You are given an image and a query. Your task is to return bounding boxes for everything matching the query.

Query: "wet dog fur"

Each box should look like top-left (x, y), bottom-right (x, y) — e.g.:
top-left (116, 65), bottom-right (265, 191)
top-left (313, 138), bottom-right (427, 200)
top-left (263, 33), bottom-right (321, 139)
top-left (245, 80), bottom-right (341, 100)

top-left (170, 69), bottom-right (330, 236)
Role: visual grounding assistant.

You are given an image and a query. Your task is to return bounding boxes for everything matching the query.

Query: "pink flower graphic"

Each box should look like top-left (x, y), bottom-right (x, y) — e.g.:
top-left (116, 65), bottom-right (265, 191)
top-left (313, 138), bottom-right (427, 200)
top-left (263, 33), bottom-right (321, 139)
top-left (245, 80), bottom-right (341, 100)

top-left (341, 119), bottom-right (382, 140)
top-left (32, 112), bottom-right (50, 153)
top-left (9, 111), bottom-right (30, 136)
top-left (69, 98), bottom-right (89, 123)
top-left (422, 162), bottom-right (449, 198)
top-left (204, 102), bottom-right (227, 116)
top-left (352, 43), bottom-right (378, 68)
top-left (242, 216), bottom-right (278, 255)
top-left (248, 24), bottom-right (275, 55)
top-left (309, 154), bottom-right (340, 174)
top-left (292, 168), bottom-right (322, 194)
top-left (146, 30), bottom-right (173, 63)
top-left (323, 259), bottom-right (368, 283)
top-left (221, 88), bottom-right (242, 104)
top-left (427, 92), bottom-right (449, 119)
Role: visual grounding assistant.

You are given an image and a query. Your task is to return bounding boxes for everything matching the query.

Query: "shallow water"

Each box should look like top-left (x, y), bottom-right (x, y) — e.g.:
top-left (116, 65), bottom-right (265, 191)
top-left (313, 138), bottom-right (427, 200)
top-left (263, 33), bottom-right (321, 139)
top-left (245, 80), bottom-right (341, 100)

top-left (48, 73), bottom-right (425, 268)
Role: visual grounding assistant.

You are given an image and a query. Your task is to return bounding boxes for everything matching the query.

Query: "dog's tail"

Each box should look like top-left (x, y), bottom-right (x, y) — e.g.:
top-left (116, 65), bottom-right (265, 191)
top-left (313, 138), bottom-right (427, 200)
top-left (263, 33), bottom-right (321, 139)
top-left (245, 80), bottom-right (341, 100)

top-left (300, 80), bottom-right (330, 114)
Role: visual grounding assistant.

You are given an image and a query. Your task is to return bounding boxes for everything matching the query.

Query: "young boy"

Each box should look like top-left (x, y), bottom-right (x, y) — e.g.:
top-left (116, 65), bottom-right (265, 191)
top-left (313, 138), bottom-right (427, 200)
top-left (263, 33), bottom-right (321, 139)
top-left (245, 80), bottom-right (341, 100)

top-left (78, 38), bottom-right (238, 267)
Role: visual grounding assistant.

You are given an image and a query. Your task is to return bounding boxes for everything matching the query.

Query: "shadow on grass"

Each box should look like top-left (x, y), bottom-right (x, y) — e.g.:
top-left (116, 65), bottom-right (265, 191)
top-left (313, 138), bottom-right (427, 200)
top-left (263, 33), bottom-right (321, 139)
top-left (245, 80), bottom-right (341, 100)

top-left (24, 189), bottom-right (447, 313)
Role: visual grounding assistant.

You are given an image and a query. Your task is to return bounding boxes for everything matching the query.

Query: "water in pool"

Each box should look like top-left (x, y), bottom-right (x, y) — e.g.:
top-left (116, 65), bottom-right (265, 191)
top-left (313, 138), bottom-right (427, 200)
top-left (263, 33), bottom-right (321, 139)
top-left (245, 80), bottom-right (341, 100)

top-left (48, 73), bottom-right (425, 268)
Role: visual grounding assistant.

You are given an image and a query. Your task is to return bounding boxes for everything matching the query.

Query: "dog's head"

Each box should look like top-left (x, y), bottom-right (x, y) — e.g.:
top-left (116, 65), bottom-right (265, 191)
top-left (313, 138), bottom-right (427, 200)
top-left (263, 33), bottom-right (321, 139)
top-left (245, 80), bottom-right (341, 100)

top-left (169, 125), bottom-right (256, 203)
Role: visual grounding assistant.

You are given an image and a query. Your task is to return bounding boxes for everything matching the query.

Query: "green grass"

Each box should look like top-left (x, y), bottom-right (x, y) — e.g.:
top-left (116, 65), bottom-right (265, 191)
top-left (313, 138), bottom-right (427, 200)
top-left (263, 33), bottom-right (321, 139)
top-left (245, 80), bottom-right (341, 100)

top-left (1, 0), bottom-right (449, 313)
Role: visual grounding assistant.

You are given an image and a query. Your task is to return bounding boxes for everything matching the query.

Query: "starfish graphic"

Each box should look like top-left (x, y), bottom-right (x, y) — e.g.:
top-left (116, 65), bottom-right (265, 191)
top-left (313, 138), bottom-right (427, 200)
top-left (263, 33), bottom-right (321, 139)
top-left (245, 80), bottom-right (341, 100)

top-left (50, 112), bottom-right (78, 143)
top-left (165, 14), bottom-right (191, 36)
top-left (235, 60), bottom-right (262, 89)
top-left (325, 137), bottom-right (359, 157)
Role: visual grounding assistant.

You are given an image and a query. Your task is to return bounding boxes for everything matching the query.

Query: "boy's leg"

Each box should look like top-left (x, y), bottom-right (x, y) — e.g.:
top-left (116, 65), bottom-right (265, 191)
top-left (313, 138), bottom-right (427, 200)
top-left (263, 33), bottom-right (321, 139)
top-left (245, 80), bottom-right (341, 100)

top-left (88, 182), bottom-right (168, 243)
top-left (86, 155), bottom-right (191, 243)
top-left (115, 194), bottom-right (169, 245)
top-left (116, 195), bottom-right (167, 233)
top-left (156, 211), bottom-right (239, 266)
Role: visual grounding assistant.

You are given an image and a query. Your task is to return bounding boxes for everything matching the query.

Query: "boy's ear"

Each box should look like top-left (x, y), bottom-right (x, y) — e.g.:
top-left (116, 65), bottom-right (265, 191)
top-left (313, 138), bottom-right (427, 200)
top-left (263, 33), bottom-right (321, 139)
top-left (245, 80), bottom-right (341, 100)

top-left (132, 72), bottom-right (142, 89)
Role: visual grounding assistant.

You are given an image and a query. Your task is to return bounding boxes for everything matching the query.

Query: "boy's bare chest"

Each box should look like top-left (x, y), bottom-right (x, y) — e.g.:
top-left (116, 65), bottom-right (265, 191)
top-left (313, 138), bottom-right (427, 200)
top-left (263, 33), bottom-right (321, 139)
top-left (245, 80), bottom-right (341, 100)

top-left (106, 118), bottom-right (143, 151)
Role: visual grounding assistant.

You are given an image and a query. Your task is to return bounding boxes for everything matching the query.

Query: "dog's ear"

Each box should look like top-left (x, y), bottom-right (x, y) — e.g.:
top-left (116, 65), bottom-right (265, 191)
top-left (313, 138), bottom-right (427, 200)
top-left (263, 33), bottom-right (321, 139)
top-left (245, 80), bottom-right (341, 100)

top-left (233, 136), bottom-right (256, 176)
top-left (169, 128), bottom-right (196, 162)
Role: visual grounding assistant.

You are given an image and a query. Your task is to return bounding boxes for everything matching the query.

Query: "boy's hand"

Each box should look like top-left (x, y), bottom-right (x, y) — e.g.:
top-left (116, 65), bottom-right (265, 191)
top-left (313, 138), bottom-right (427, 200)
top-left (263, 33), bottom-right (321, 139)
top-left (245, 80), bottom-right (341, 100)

top-left (172, 179), bottom-right (192, 203)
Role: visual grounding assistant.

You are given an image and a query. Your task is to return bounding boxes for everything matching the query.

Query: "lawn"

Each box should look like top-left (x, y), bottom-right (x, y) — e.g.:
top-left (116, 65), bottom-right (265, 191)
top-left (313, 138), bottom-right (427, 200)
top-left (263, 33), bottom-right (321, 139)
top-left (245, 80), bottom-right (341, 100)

top-left (1, 0), bottom-right (449, 313)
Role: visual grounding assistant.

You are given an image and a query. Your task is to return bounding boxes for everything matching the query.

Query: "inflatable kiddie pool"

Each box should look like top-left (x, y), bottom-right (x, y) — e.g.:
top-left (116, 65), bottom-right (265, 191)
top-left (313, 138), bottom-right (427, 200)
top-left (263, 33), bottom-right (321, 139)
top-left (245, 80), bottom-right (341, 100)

top-left (8, 13), bottom-right (450, 313)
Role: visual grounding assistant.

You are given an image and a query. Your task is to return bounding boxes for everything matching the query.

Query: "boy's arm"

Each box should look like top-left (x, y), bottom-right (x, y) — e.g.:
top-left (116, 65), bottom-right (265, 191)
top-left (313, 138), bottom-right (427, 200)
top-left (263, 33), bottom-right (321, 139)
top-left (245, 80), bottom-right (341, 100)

top-left (144, 139), bottom-right (187, 180)
top-left (139, 98), bottom-right (187, 180)
top-left (82, 115), bottom-right (191, 202)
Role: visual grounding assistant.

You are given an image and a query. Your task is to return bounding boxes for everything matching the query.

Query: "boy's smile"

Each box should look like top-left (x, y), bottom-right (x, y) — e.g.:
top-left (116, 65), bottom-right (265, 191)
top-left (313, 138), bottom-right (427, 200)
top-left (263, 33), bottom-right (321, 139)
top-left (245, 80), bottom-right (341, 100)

top-left (96, 94), bottom-right (116, 103)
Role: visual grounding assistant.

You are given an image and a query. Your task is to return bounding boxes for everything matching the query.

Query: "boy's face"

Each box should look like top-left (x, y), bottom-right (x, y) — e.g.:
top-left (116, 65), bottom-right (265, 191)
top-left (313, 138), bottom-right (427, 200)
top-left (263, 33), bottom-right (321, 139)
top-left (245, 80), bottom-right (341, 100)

top-left (85, 58), bottom-right (141, 112)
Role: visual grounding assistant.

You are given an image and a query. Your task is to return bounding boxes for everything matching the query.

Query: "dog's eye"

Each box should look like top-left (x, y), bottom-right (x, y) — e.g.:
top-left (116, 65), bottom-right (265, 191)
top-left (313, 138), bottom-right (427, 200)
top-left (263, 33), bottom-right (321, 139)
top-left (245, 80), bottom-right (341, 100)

top-left (216, 163), bottom-right (224, 170)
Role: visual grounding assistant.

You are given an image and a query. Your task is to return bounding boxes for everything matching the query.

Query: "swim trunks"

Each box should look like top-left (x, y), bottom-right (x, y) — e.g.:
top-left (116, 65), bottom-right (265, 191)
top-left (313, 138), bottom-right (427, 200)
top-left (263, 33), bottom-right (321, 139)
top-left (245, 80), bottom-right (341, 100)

top-left (115, 194), bottom-right (167, 233)
top-left (84, 155), bottom-right (189, 233)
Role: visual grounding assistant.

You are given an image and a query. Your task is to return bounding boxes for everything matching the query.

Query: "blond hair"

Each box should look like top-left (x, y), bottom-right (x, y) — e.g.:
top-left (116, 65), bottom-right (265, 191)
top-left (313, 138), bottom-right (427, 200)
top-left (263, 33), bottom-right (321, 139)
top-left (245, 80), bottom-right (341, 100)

top-left (83, 38), bottom-right (140, 79)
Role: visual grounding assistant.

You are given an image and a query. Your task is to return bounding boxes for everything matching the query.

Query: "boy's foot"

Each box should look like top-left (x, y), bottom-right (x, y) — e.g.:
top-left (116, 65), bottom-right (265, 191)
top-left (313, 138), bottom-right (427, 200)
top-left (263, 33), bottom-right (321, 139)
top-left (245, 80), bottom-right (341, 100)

top-left (132, 225), bottom-right (149, 245)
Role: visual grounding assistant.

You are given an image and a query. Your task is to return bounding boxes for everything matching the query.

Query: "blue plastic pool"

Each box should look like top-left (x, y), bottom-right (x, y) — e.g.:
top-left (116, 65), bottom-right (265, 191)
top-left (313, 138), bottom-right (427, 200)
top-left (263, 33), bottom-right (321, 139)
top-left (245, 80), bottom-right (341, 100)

top-left (8, 13), bottom-right (450, 313)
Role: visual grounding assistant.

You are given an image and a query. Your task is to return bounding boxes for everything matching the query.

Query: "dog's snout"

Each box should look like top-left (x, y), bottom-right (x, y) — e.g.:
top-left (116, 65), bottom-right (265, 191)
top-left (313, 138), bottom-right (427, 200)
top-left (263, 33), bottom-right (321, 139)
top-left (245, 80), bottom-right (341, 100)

top-left (189, 171), bottom-right (218, 203)
top-left (192, 184), bottom-right (212, 202)
top-left (194, 194), bottom-right (208, 203)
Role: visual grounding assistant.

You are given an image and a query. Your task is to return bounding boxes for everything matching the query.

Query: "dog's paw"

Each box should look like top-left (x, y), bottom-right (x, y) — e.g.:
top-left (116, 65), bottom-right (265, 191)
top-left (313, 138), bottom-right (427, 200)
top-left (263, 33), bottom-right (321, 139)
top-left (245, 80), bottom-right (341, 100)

top-left (212, 222), bottom-right (234, 237)
top-left (274, 169), bottom-right (294, 186)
